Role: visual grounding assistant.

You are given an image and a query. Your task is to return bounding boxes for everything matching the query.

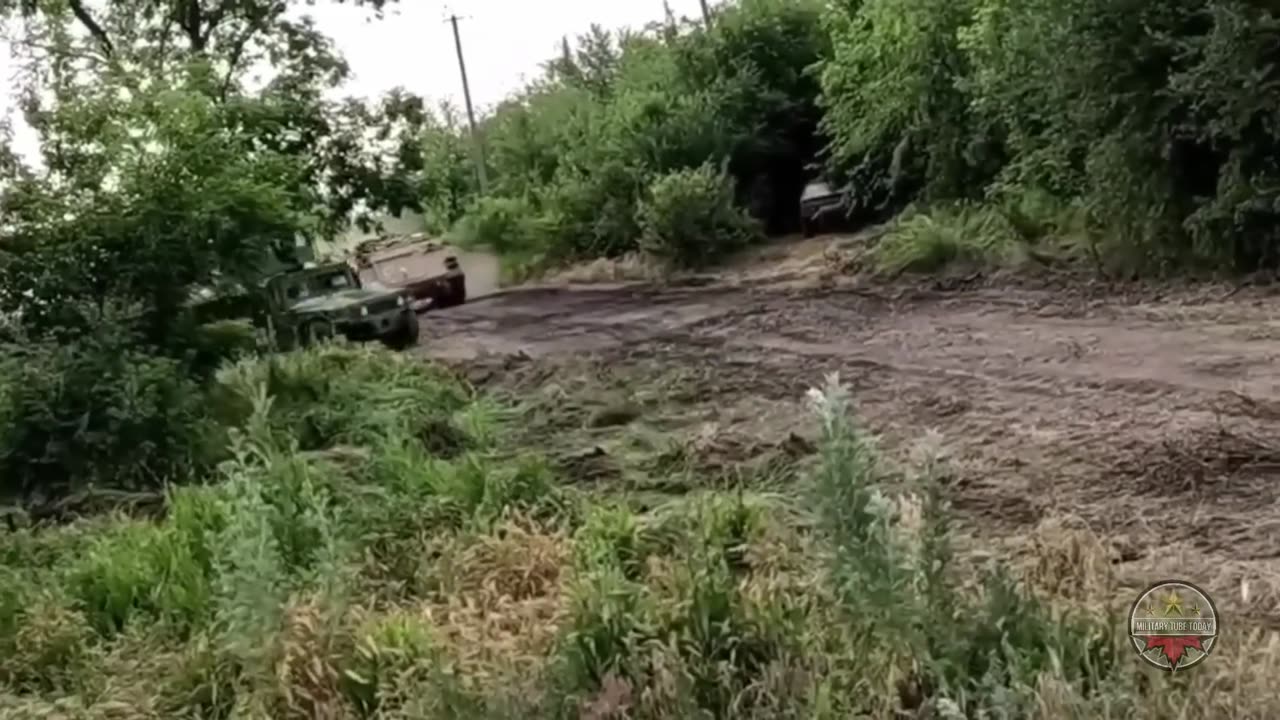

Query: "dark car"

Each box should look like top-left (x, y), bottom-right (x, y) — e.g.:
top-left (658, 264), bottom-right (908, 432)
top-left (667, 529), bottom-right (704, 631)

top-left (799, 181), bottom-right (852, 238)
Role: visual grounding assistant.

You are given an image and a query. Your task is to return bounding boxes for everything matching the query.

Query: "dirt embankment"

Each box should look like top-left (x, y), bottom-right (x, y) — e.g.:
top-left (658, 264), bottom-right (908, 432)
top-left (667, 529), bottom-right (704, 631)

top-left (416, 256), bottom-right (1280, 630)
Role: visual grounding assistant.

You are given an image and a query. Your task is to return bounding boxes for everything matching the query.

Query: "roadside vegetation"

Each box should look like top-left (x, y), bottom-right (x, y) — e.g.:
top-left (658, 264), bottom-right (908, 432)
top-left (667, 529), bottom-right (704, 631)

top-left (4, 347), bottom-right (1274, 718)
top-left (423, 0), bottom-right (1280, 279)
top-left (2, 0), bottom-right (1279, 716)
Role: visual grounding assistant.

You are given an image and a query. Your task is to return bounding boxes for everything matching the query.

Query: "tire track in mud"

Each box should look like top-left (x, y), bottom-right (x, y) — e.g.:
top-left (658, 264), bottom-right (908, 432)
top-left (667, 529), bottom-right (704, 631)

top-left (419, 281), bottom-right (1280, 623)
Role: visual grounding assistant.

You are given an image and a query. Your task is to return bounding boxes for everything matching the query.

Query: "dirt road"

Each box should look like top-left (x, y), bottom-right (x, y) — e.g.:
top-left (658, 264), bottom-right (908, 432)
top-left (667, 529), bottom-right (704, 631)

top-left (417, 275), bottom-right (1280, 625)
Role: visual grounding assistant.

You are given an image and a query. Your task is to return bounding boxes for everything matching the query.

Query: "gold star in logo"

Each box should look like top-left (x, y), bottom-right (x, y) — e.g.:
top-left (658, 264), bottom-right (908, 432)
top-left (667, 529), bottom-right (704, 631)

top-left (1190, 602), bottom-right (1202, 616)
top-left (1162, 590), bottom-right (1184, 616)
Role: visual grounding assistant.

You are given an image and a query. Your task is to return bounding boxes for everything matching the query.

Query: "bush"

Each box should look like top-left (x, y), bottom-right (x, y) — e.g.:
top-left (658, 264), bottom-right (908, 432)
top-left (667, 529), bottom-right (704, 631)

top-left (636, 163), bottom-right (763, 268)
top-left (0, 322), bottom-right (214, 501)
top-left (450, 195), bottom-right (557, 262)
top-left (537, 162), bottom-right (650, 260)
top-left (188, 319), bottom-right (262, 377)
top-left (425, 453), bottom-right (572, 532)
top-left (436, 0), bottom-right (828, 267)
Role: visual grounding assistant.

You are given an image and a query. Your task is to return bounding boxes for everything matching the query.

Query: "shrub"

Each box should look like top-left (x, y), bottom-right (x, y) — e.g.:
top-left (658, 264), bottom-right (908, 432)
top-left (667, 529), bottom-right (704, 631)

top-left (537, 161), bottom-right (651, 260)
top-left (636, 163), bottom-right (763, 268)
top-left (188, 319), bottom-right (262, 377)
top-left (0, 566), bottom-right (32, 662)
top-left (450, 195), bottom-right (556, 260)
top-left (0, 324), bottom-right (213, 500)
top-left (651, 551), bottom-right (799, 717)
top-left (557, 494), bottom-right (804, 718)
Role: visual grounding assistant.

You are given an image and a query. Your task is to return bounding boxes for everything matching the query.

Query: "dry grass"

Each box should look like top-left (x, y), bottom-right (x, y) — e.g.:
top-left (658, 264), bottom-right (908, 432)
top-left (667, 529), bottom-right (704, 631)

top-left (547, 253), bottom-right (669, 284)
top-left (421, 520), bottom-right (572, 691)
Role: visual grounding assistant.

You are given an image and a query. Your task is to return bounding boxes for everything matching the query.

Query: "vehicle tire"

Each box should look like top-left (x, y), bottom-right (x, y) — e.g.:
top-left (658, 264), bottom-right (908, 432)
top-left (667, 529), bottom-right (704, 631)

top-left (801, 218), bottom-right (814, 239)
top-left (301, 320), bottom-right (335, 346)
top-left (383, 314), bottom-right (419, 351)
top-left (449, 276), bottom-right (467, 306)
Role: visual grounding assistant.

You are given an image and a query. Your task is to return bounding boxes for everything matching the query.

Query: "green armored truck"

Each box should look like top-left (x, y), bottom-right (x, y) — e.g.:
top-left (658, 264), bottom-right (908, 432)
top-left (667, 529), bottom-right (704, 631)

top-left (262, 262), bottom-right (419, 350)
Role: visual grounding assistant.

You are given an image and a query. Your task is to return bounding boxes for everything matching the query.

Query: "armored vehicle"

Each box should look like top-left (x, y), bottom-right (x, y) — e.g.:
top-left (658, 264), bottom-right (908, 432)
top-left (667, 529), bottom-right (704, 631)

top-left (352, 235), bottom-right (467, 312)
top-left (799, 181), bottom-right (851, 238)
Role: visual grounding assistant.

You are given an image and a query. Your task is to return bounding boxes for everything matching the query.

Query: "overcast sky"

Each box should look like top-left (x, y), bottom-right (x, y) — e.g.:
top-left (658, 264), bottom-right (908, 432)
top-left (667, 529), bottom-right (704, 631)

top-left (1, 0), bottom-right (710, 160)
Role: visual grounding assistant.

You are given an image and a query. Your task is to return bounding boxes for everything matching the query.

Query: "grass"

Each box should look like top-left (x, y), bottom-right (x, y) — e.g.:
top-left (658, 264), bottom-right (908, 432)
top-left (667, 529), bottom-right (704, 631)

top-left (872, 203), bottom-right (1027, 275)
top-left (2, 343), bottom-right (1279, 718)
top-left (870, 193), bottom-right (1087, 276)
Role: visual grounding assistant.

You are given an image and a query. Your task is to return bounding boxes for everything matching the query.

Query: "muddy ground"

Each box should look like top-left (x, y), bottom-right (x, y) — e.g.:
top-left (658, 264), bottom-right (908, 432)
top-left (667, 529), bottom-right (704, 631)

top-left (415, 253), bottom-right (1280, 630)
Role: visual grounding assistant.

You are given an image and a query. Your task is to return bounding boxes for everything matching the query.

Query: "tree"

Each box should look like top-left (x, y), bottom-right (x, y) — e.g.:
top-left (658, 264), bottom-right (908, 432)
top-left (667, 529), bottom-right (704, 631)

top-left (0, 0), bottom-right (437, 338)
top-left (3, 0), bottom-right (427, 238)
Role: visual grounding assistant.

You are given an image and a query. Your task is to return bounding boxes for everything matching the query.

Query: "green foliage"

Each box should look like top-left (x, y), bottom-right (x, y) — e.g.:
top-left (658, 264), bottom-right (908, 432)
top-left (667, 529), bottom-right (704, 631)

top-left (820, 0), bottom-right (1280, 272)
top-left (637, 164), bottom-right (764, 268)
top-left (871, 203), bottom-right (1025, 274)
top-left (418, 105), bottom-right (483, 234)
top-left (807, 373), bottom-right (1115, 715)
top-left (211, 344), bottom-right (473, 451)
top-left (573, 504), bottom-right (649, 580)
top-left (0, 319), bottom-right (215, 500)
top-left (820, 0), bottom-right (996, 209)
top-left (0, 0), bottom-right (447, 502)
top-left (557, 565), bottom-right (654, 695)
top-left (424, 454), bottom-right (571, 533)
top-left (189, 320), bottom-right (263, 377)
top-left (555, 493), bottom-right (803, 719)
top-left (430, 0), bottom-right (828, 266)
top-left (450, 195), bottom-right (557, 270)
top-left (67, 519), bottom-right (213, 637)
top-left (340, 610), bottom-right (437, 715)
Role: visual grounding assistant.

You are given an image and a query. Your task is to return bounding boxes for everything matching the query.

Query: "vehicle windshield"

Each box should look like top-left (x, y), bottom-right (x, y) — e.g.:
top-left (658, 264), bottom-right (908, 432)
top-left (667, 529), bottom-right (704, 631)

top-left (279, 269), bottom-right (355, 302)
top-left (801, 182), bottom-right (836, 202)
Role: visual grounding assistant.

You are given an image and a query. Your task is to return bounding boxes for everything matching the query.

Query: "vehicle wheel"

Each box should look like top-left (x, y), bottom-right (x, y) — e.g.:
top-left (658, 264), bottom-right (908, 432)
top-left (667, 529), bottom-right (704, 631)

top-left (383, 315), bottom-right (420, 351)
top-left (450, 276), bottom-right (467, 306)
top-left (801, 219), bottom-right (815, 239)
top-left (301, 320), bottom-right (334, 346)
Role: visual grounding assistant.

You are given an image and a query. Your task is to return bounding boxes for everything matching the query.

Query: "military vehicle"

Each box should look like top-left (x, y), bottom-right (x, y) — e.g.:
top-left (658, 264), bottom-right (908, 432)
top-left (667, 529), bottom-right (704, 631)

top-left (799, 180), bottom-right (852, 238)
top-left (352, 234), bottom-right (467, 312)
top-left (261, 262), bottom-right (419, 350)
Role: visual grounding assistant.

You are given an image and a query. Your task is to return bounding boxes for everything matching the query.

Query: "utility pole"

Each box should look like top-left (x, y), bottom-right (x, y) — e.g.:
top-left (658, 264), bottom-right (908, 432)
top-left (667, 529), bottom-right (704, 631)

top-left (699, 0), bottom-right (712, 29)
top-left (446, 13), bottom-right (489, 194)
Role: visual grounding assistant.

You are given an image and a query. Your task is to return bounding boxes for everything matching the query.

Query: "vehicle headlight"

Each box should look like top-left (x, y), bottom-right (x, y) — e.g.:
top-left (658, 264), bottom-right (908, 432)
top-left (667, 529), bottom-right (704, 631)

top-left (396, 295), bottom-right (406, 307)
top-left (359, 306), bottom-right (370, 317)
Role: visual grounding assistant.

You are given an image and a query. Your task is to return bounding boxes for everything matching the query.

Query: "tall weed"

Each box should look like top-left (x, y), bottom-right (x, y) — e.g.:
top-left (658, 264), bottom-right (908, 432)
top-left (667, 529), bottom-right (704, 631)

top-left (806, 373), bottom-right (1115, 715)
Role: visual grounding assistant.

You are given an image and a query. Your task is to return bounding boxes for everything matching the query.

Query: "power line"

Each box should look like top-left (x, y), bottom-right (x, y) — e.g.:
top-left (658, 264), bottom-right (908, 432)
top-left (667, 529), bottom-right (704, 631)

top-left (444, 12), bottom-right (489, 195)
